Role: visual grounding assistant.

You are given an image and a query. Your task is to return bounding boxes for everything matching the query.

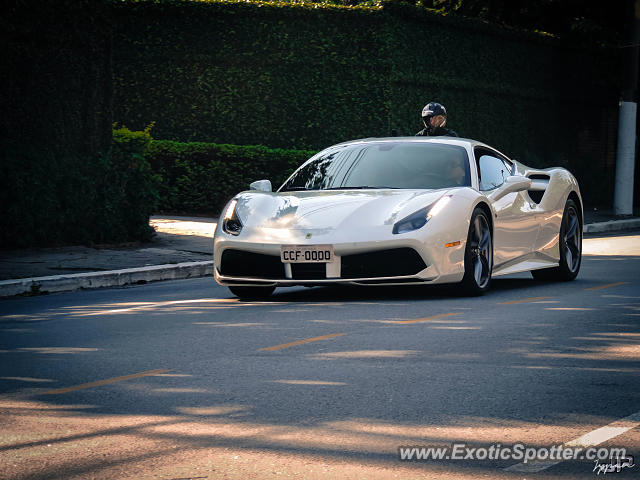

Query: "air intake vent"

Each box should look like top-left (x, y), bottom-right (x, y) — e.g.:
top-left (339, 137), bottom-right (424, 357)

top-left (527, 174), bottom-right (550, 204)
top-left (341, 248), bottom-right (426, 278)
top-left (220, 250), bottom-right (283, 278)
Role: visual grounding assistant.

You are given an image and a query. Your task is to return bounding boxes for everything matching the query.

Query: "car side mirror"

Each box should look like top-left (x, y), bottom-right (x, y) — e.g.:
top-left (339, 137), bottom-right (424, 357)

top-left (249, 179), bottom-right (272, 192)
top-left (489, 175), bottom-right (531, 201)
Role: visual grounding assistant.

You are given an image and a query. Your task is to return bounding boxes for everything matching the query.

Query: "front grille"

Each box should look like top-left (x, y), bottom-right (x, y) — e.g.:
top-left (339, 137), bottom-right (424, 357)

top-left (341, 248), bottom-right (426, 279)
top-left (220, 249), bottom-right (283, 279)
top-left (220, 247), bottom-right (426, 281)
top-left (291, 263), bottom-right (326, 280)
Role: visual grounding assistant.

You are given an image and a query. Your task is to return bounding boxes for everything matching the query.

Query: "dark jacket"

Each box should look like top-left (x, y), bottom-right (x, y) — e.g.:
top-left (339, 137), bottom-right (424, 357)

top-left (415, 126), bottom-right (458, 137)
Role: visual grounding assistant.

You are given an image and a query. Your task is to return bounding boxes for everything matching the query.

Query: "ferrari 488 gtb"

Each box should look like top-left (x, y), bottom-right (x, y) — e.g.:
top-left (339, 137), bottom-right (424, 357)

top-left (214, 137), bottom-right (582, 299)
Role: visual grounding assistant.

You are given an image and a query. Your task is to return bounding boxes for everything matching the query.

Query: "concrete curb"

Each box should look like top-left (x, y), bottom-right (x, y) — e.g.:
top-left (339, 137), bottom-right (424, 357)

top-left (583, 218), bottom-right (640, 234)
top-left (0, 261), bottom-right (213, 298)
top-left (2, 216), bottom-right (639, 298)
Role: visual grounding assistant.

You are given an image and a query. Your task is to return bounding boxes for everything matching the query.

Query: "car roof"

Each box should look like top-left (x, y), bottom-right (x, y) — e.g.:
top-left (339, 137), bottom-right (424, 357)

top-left (333, 136), bottom-right (491, 150)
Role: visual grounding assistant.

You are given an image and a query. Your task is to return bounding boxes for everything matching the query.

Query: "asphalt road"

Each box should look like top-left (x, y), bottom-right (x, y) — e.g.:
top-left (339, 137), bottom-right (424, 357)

top-left (1, 235), bottom-right (639, 479)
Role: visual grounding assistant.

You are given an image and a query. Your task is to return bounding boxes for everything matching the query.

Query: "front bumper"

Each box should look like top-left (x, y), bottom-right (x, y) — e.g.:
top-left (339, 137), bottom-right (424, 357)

top-left (213, 238), bottom-right (464, 287)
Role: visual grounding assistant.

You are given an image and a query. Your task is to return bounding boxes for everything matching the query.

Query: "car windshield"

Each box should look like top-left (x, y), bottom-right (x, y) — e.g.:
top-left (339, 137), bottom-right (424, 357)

top-left (280, 142), bottom-right (471, 191)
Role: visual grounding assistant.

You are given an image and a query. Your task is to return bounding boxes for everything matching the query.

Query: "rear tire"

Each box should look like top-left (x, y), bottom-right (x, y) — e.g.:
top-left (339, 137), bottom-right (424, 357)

top-left (229, 286), bottom-right (275, 300)
top-left (531, 198), bottom-right (581, 282)
top-left (460, 208), bottom-right (493, 296)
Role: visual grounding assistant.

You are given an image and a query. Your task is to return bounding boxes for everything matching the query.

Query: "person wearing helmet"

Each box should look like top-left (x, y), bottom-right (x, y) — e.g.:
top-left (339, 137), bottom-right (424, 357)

top-left (415, 102), bottom-right (458, 137)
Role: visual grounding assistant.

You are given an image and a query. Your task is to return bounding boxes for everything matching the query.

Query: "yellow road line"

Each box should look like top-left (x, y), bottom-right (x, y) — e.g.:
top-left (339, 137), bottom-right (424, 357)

top-left (585, 281), bottom-right (628, 291)
top-left (393, 312), bottom-right (461, 324)
top-left (499, 296), bottom-right (551, 305)
top-left (43, 369), bottom-right (170, 395)
top-left (260, 333), bottom-right (345, 351)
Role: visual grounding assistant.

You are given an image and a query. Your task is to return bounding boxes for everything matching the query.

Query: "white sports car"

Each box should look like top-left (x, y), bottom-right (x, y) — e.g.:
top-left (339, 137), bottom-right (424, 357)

top-left (213, 137), bottom-right (582, 299)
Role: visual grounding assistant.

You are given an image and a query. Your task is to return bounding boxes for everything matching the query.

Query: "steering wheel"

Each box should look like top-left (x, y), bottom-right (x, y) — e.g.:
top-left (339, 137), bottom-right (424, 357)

top-left (410, 172), bottom-right (451, 189)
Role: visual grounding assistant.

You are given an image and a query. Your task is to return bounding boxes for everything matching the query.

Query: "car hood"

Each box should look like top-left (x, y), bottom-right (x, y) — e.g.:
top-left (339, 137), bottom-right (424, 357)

top-left (233, 189), bottom-right (452, 232)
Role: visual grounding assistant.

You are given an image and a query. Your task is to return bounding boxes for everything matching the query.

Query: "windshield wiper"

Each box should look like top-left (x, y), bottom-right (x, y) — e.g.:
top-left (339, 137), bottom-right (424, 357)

top-left (280, 186), bottom-right (313, 192)
top-left (323, 186), bottom-right (392, 190)
top-left (281, 185), bottom-right (394, 192)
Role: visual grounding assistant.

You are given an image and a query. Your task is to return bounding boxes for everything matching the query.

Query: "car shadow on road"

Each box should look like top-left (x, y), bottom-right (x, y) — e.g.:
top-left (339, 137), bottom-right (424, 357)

top-left (246, 277), bottom-right (558, 303)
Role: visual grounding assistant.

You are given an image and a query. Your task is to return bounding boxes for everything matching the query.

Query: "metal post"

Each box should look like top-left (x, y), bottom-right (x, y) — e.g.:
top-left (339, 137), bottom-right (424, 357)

top-left (614, 101), bottom-right (637, 215)
top-left (614, 0), bottom-right (640, 216)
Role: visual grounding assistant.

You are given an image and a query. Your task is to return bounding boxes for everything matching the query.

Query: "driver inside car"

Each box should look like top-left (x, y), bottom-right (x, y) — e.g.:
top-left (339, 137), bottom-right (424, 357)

top-left (445, 155), bottom-right (467, 186)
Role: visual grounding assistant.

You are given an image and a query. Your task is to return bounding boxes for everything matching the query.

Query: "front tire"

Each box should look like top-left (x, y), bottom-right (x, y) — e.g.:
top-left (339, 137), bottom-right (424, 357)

top-left (229, 286), bottom-right (275, 300)
top-left (460, 208), bottom-right (493, 296)
top-left (531, 198), bottom-right (581, 282)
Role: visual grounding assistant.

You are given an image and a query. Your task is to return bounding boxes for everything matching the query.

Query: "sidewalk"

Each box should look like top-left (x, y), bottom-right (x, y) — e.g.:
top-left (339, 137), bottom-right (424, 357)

top-left (0, 216), bottom-right (217, 297)
top-left (0, 209), bottom-right (638, 298)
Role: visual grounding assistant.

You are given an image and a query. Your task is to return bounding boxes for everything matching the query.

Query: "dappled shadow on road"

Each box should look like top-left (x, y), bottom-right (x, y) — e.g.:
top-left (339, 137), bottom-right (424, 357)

top-left (2, 307), bottom-right (640, 479)
top-left (1, 395), bottom-right (629, 480)
top-left (1, 262), bottom-right (640, 478)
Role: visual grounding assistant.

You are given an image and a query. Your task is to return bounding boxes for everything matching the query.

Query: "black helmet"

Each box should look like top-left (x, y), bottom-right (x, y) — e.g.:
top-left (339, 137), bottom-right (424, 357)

top-left (421, 102), bottom-right (447, 133)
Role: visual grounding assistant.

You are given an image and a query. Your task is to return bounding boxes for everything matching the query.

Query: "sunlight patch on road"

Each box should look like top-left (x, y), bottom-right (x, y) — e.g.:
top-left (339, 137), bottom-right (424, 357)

top-left (193, 322), bottom-right (277, 327)
top-left (175, 405), bottom-right (248, 416)
top-left (586, 281), bottom-right (628, 291)
top-left (151, 388), bottom-right (209, 394)
top-left (308, 350), bottom-right (419, 359)
top-left (0, 376), bottom-right (55, 383)
top-left (524, 344), bottom-right (640, 361)
top-left (583, 235), bottom-right (640, 256)
top-left (150, 218), bottom-right (216, 237)
top-left (300, 303), bottom-right (345, 307)
top-left (43, 369), bottom-right (169, 395)
top-left (260, 333), bottom-right (345, 351)
top-left (270, 380), bottom-right (346, 386)
top-left (430, 353), bottom-right (482, 361)
top-left (393, 312), bottom-right (461, 324)
top-left (19, 347), bottom-right (98, 355)
top-left (499, 296), bottom-right (551, 305)
top-left (359, 317), bottom-right (468, 325)
top-left (69, 298), bottom-right (256, 316)
top-left (428, 326), bottom-right (481, 330)
top-left (593, 332), bottom-right (640, 338)
top-left (545, 307), bottom-right (596, 311)
top-left (271, 309), bottom-right (311, 313)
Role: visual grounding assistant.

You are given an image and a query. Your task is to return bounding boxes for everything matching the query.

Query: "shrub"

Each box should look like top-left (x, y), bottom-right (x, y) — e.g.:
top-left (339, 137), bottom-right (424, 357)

top-left (146, 140), bottom-right (316, 214)
top-left (97, 125), bottom-right (160, 243)
top-left (0, 128), bottom-right (159, 249)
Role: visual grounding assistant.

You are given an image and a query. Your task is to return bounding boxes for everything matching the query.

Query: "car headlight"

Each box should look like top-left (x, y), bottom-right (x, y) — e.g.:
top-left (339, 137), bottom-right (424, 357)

top-left (392, 195), bottom-right (451, 234)
top-left (222, 199), bottom-right (243, 235)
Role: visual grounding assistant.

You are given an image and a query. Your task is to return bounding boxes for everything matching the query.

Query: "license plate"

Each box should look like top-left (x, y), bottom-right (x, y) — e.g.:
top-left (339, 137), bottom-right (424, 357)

top-left (280, 245), bottom-right (335, 263)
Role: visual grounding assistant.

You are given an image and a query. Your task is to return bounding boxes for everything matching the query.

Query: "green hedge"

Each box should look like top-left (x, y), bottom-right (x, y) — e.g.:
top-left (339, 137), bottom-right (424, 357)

top-left (1, 0), bottom-right (135, 249)
top-left (0, 128), bottom-right (159, 249)
top-left (112, 0), bottom-right (621, 205)
top-left (2, 0), bottom-right (113, 158)
top-left (147, 140), bottom-right (316, 214)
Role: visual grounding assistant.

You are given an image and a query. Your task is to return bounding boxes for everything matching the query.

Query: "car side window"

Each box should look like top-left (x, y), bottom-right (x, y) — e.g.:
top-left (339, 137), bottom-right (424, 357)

top-left (478, 153), bottom-right (509, 191)
top-left (494, 152), bottom-right (514, 175)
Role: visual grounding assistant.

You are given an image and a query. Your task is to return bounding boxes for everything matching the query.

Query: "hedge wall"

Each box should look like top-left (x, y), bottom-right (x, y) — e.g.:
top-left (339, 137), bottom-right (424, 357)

top-left (1, 0), bottom-right (113, 158)
top-left (112, 0), bottom-right (621, 205)
top-left (0, 128), bottom-right (159, 249)
top-left (147, 140), bottom-right (315, 214)
top-left (1, 1), bottom-right (117, 248)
